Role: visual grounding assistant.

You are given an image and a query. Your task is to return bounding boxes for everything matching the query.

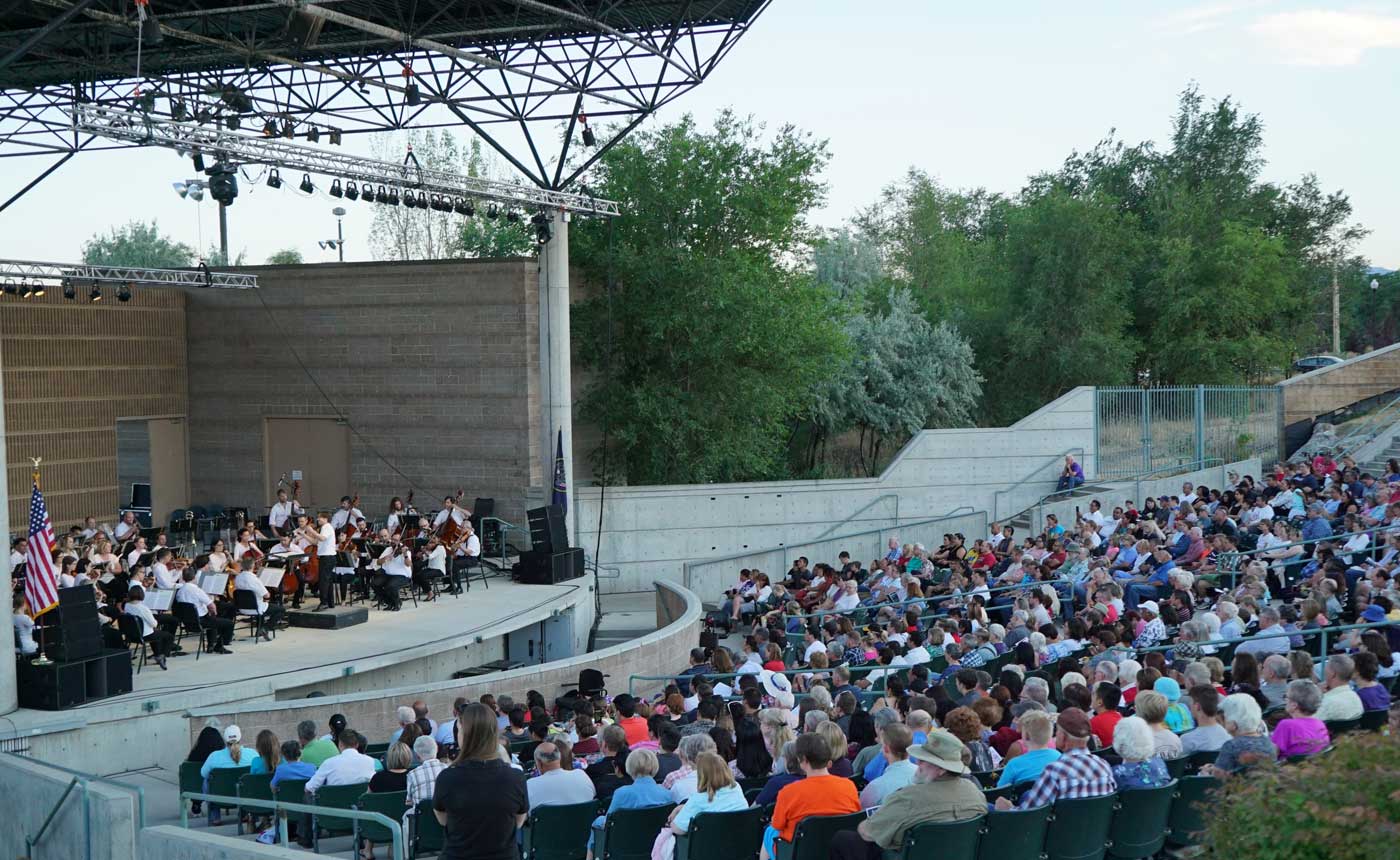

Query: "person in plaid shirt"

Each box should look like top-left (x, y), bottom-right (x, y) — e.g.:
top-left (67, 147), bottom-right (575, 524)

top-left (994, 708), bottom-right (1116, 810)
top-left (406, 735), bottom-right (447, 809)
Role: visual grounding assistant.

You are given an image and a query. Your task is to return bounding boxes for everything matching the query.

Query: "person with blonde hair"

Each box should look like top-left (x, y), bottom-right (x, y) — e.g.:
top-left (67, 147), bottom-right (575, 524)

top-left (432, 704), bottom-right (528, 860)
top-left (200, 725), bottom-right (261, 826)
top-left (1110, 717), bottom-right (1169, 789)
top-left (760, 708), bottom-right (794, 772)
top-left (814, 721), bottom-right (853, 778)
top-left (1132, 691), bottom-right (1183, 760)
top-left (666, 751), bottom-right (746, 841)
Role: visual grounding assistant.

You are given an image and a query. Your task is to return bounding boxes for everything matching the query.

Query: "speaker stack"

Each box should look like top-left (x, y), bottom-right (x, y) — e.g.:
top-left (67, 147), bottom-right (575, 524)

top-left (516, 504), bottom-right (584, 584)
top-left (19, 587), bottom-right (133, 710)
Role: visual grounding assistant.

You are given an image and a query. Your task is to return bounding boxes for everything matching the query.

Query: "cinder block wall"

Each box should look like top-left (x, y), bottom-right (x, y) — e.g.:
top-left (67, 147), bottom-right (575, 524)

top-left (186, 259), bottom-right (542, 525)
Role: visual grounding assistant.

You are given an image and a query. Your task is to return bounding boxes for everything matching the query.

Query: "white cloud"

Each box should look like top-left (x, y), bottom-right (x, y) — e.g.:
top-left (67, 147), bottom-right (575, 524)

top-left (1251, 9), bottom-right (1400, 65)
top-left (1154, 1), bottom-right (1274, 36)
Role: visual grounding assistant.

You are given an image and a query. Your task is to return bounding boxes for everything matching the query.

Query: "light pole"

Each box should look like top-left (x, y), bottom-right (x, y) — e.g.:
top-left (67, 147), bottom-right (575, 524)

top-left (1372, 278), bottom-right (1381, 345)
top-left (318, 207), bottom-right (347, 262)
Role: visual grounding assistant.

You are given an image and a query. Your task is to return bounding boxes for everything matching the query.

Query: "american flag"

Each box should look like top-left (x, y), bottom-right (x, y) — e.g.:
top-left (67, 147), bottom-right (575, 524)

top-left (24, 479), bottom-right (59, 617)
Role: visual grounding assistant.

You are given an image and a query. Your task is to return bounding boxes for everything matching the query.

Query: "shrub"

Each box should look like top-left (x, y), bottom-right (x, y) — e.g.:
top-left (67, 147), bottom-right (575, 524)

top-left (1201, 732), bottom-right (1400, 860)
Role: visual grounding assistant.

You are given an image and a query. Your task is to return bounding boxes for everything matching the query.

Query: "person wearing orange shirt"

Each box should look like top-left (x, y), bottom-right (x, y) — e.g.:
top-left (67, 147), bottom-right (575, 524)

top-left (760, 733), bottom-right (860, 860)
top-left (612, 694), bottom-right (650, 747)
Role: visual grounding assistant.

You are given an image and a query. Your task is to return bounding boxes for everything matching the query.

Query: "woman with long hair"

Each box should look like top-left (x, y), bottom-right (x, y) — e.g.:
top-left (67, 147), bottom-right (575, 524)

top-left (200, 725), bottom-right (261, 826)
top-left (433, 704), bottom-right (528, 860)
top-left (252, 729), bottom-right (281, 774)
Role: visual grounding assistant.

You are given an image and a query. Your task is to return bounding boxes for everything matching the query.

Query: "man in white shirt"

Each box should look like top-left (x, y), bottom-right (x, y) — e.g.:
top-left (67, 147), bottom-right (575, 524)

top-left (448, 523), bottom-right (482, 594)
top-left (313, 511), bottom-right (339, 610)
top-left (268, 488), bottom-right (302, 536)
top-left (1180, 482), bottom-right (1198, 505)
top-left (151, 549), bottom-right (180, 590)
top-left (525, 742), bottom-right (596, 809)
top-left (175, 568), bottom-right (234, 653)
top-left (80, 516), bottom-right (102, 542)
top-left (233, 557), bottom-right (284, 631)
top-left (9, 538), bottom-right (26, 572)
top-left (123, 585), bottom-right (173, 669)
top-left (330, 497), bottom-right (365, 531)
top-left (114, 511), bottom-right (140, 543)
top-left (375, 542), bottom-right (414, 610)
top-left (432, 496), bottom-right (468, 531)
top-left (298, 729), bottom-right (378, 847)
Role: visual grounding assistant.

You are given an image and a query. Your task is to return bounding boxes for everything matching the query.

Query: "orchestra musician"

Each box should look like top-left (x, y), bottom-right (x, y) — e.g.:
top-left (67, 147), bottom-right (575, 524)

top-left (386, 496), bottom-right (414, 536)
top-left (269, 529), bottom-right (306, 608)
top-left (58, 556), bottom-right (79, 589)
top-left (87, 538), bottom-right (121, 577)
top-left (123, 585), bottom-right (174, 669)
top-left (234, 556), bottom-right (285, 631)
top-left (124, 536), bottom-right (148, 571)
top-left (416, 535), bottom-right (448, 599)
top-left (152, 548), bottom-right (183, 590)
top-left (175, 568), bottom-right (234, 654)
top-left (432, 496), bottom-right (468, 531)
top-left (233, 529), bottom-right (263, 565)
top-left (330, 496), bottom-right (365, 531)
top-left (268, 487), bottom-right (303, 537)
top-left (114, 510), bottom-right (140, 544)
top-left (450, 523), bottom-right (482, 594)
top-left (207, 538), bottom-right (231, 573)
top-left (372, 534), bottom-right (414, 610)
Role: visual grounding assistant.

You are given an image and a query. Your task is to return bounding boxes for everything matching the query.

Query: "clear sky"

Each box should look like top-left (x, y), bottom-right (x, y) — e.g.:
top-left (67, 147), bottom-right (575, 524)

top-left (4, 0), bottom-right (1396, 267)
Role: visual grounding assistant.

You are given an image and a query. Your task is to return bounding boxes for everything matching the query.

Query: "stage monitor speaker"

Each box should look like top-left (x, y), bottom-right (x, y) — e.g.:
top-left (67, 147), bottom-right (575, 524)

top-left (518, 547), bottom-right (583, 584)
top-left (527, 504), bottom-right (567, 555)
top-left (129, 482), bottom-right (152, 510)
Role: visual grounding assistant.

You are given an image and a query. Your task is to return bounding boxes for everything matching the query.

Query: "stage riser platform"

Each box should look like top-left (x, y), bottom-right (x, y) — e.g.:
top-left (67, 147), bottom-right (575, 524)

top-left (286, 606), bottom-right (369, 629)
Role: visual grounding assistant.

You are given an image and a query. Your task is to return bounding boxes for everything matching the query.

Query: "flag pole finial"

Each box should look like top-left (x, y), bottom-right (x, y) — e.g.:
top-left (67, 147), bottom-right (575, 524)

top-left (30, 456), bottom-right (41, 485)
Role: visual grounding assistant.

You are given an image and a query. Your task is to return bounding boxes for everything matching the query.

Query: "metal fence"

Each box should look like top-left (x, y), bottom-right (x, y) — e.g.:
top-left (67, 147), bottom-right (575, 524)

top-left (1095, 385), bottom-right (1281, 480)
top-left (682, 508), bottom-right (988, 598)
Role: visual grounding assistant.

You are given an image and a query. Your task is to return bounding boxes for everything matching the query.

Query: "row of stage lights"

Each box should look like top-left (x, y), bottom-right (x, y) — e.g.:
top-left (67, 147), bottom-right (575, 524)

top-left (265, 170), bottom-right (554, 244)
top-left (2, 280), bottom-right (132, 302)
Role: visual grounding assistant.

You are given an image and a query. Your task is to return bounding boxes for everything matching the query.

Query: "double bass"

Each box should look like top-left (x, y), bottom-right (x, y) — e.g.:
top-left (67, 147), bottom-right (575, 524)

top-left (279, 481), bottom-right (307, 595)
top-left (338, 492), bottom-right (362, 552)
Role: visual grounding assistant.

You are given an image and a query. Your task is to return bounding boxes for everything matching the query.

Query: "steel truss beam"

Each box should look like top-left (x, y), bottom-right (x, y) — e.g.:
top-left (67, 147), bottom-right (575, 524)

top-left (0, 1), bottom-right (772, 190)
top-left (0, 258), bottom-right (258, 289)
top-left (73, 104), bottom-right (621, 216)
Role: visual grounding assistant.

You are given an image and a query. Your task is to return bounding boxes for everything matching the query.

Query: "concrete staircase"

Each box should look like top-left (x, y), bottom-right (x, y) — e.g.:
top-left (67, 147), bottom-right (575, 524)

top-left (1358, 437), bottom-right (1400, 478)
top-left (1005, 483), bottom-right (1115, 534)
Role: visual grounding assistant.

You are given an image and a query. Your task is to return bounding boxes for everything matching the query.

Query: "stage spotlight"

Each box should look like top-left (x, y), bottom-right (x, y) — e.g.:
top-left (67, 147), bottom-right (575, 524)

top-left (262, 118), bottom-right (276, 137)
top-left (329, 179), bottom-right (343, 198)
top-left (225, 113), bottom-right (240, 130)
top-left (582, 125), bottom-right (596, 147)
top-left (299, 173), bottom-right (315, 193)
top-left (532, 211), bottom-right (552, 245)
top-left (328, 128), bottom-right (342, 145)
top-left (453, 198), bottom-right (474, 217)
top-left (416, 191), bottom-right (428, 209)
top-left (220, 86), bottom-right (253, 113)
top-left (405, 83), bottom-right (420, 106)
top-left (385, 187), bottom-right (400, 205)
top-left (89, 283), bottom-right (102, 302)
top-left (208, 163), bottom-right (239, 207)
top-left (137, 91), bottom-right (157, 112)
top-left (140, 10), bottom-right (162, 45)
top-left (117, 282), bottom-right (132, 302)
top-left (31, 279), bottom-right (46, 298)
top-left (195, 106), bottom-right (212, 124)
top-left (307, 126), bottom-right (320, 143)
top-left (192, 149), bottom-right (206, 172)
top-left (170, 99), bottom-right (187, 121)
top-left (282, 120), bottom-right (295, 139)
top-left (485, 202), bottom-right (499, 219)
top-left (506, 209), bottom-right (521, 224)
top-left (403, 191), bottom-right (417, 209)
top-left (344, 181), bottom-right (359, 201)
top-left (62, 279), bottom-right (76, 300)
top-left (18, 280), bottom-right (31, 298)
top-left (266, 169), bottom-right (282, 189)
top-left (1, 279), bottom-right (16, 296)
top-left (361, 184), bottom-right (376, 203)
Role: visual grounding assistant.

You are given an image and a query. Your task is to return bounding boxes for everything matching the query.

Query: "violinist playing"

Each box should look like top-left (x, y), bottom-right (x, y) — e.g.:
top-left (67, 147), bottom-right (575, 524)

top-left (234, 556), bottom-right (285, 631)
top-left (371, 532), bottom-right (414, 610)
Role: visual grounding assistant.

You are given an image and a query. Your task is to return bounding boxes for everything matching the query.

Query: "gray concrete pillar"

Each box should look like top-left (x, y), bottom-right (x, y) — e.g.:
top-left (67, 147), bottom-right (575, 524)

top-left (538, 210), bottom-right (576, 539)
top-left (0, 341), bottom-right (17, 715)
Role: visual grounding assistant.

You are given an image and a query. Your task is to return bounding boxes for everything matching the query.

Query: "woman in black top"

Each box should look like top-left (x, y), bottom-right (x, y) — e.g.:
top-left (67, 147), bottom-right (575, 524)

top-left (186, 725), bottom-right (224, 815)
top-left (434, 703), bottom-right (527, 860)
top-left (362, 743), bottom-right (412, 860)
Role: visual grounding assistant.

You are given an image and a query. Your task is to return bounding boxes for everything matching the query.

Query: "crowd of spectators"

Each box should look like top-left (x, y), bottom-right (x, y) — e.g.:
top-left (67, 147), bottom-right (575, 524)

top-left (186, 463), bottom-right (1400, 858)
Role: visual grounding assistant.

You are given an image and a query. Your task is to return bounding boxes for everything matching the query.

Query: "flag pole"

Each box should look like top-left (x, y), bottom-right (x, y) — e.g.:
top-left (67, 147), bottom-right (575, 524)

top-left (30, 458), bottom-right (53, 666)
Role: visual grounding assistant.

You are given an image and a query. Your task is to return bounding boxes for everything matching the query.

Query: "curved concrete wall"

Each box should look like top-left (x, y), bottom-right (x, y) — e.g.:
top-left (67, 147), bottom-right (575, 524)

top-left (187, 581), bottom-right (702, 745)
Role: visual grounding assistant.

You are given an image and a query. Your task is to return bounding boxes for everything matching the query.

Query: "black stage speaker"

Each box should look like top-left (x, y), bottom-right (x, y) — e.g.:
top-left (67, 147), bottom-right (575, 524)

top-left (517, 547), bottom-right (584, 584)
top-left (527, 505), bottom-right (567, 555)
top-left (40, 587), bottom-right (102, 662)
top-left (15, 647), bottom-right (129, 709)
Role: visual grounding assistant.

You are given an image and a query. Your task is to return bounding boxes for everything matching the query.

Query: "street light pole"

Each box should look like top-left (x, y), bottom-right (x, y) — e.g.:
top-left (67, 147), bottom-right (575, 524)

top-left (1331, 257), bottom-right (1341, 354)
top-left (336, 210), bottom-right (344, 262)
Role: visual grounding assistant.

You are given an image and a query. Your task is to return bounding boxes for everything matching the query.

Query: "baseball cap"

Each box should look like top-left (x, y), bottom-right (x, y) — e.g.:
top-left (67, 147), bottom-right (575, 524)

top-left (1139, 601), bottom-right (1160, 616)
top-left (223, 725), bottom-right (242, 743)
top-left (906, 730), bottom-right (968, 774)
top-left (1054, 707), bottom-right (1092, 739)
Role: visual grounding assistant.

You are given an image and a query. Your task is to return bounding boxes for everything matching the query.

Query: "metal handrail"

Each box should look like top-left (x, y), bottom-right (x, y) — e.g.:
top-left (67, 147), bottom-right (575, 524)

top-left (1122, 620), bottom-right (1393, 667)
top-left (180, 791), bottom-right (405, 860)
top-left (682, 507), bottom-right (988, 591)
top-left (993, 448), bottom-right (1085, 522)
top-left (1217, 522), bottom-right (1400, 583)
top-left (1334, 391), bottom-right (1400, 459)
top-left (10, 752), bottom-right (150, 860)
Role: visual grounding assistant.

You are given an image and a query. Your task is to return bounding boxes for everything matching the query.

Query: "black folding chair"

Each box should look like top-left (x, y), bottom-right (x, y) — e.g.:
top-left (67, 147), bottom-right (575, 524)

top-left (233, 589), bottom-right (272, 642)
top-left (171, 600), bottom-right (206, 659)
top-left (117, 613), bottom-right (149, 673)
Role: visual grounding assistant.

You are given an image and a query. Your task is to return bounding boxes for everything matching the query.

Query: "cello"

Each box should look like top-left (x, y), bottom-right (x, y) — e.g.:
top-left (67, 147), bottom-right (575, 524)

top-left (338, 492), bottom-right (362, 553)
top-left (279, 481), bottom-right (306, 595)
top-left (435, 487), bottom-right (467, 544)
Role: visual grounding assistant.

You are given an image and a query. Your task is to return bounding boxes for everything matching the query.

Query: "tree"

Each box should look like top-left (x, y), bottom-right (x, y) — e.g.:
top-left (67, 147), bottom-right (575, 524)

top-left (203, 246), bottom-right (248, 266)
top-left (265, 248), bottom-right (303, 265)
top-left (82, 221), bottom-right (195, 268)
top-left (367, 130), bottom-right (533, 260)
top-left (572, 111), bottom-right (846, 484)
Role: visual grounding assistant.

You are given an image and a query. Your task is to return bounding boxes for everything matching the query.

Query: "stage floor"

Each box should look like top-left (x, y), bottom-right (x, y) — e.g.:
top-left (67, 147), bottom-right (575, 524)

top-left (7, 576), bottom-right (590, 733)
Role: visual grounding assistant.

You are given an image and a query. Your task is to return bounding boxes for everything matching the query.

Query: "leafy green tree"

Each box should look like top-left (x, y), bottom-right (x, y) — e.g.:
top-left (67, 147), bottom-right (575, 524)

top-left (203, 246), bottom-right (248, 266)
top-left (265, 248), bottom-right (303, 265)
top-left (82, 221), bottom-right (195, 268)
top-left (572, 111), bottom-right (845, 484)
top-left (458, 137), bottom-right (535, 258)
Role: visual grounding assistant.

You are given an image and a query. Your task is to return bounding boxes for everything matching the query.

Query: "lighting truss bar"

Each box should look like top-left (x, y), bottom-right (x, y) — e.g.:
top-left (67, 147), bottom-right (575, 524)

top-left (0, 259), bottom-right (258, 289)
top-left (72, 105), bottom-right (622, 218)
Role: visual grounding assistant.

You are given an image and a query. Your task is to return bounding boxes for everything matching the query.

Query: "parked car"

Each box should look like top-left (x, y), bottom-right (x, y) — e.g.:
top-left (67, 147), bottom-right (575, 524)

top-left (1293, 354), bottom-right (1343, 373)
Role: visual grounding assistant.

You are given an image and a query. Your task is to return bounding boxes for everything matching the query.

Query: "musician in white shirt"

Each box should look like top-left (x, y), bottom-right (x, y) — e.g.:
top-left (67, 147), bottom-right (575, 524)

top-left (374, 542), bottom-right (414, 610)
top-left (386, 496), bottom-right (413, 536)
top-left (330, 497), bottom-right (365, 531)
top-left (432, 496), bottom-right (468, 530)
top-left (124, 585), bottom-right (174, 668)
top-left (415, 536), bottom-right (448, 597)
top-left (233, 557), bottom-right (284, 630)
top-left (8, 538), bottom-right (25, 571)
top-left (87, 538), bottom-right (121, 576)
top-left (269, 488), bottom-right (302, 536)
top-left (125, 536), bottom-right (148, 571)
top-left (175, 568), bottom-right (234, 653)
top-left (114, 511), bottom-right (140, 543)
top-left (152, 550), bottom-right (181, 590)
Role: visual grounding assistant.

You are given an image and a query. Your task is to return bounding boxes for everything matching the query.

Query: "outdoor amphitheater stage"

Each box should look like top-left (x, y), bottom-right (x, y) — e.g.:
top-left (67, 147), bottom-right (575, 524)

top-left (4, 575), bottom-right (595, 759)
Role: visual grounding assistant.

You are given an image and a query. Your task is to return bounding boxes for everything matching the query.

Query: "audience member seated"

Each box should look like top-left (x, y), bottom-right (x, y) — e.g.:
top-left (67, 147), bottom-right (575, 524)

top-left (760, 733), bottom-right (859, 860)
top-left (1111, 717), bottom-right (1171, 789)
top-left (1270, 679), bottom-right (1330, 759)
top-left (527, 741), bottom-right (597, 809)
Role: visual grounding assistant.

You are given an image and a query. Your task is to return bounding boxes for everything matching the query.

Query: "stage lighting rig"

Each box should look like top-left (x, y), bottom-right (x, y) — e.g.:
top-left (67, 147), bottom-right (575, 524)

top-left (207, 162), bottom-right (239, 206)
top-left (344, 181), bottom-right (359, 201)
top-left (72, 106), bottom-right (620, 218)
top-left (0, 259), bottom-right (259, 292)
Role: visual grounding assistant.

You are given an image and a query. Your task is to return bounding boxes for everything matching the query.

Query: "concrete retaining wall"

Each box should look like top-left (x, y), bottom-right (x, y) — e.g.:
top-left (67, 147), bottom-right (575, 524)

top-left (576, 387), bottom-right (1097, 593)
top-left (1280, 343), bottom-right (1400, 450)
top-left (0, 754), bottom-right (138, 860)
top-left (139, 826), bottom-right (306, 860)
top-left (187, 581), bottom-right (701, 746)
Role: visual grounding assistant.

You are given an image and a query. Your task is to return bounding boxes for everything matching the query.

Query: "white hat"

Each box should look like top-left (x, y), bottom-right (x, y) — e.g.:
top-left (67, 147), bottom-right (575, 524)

top-left (760, 669), bottom-right (795, 708)
top-left (223, 725), bottom-right (242, 743)
top-left (1139, 601), bottom-right (1160, 616)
